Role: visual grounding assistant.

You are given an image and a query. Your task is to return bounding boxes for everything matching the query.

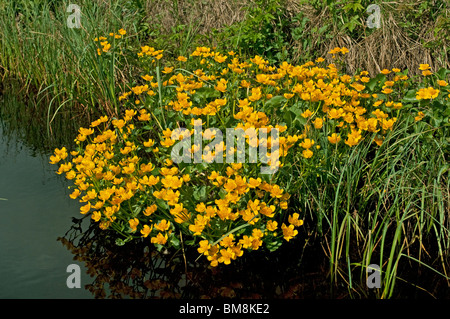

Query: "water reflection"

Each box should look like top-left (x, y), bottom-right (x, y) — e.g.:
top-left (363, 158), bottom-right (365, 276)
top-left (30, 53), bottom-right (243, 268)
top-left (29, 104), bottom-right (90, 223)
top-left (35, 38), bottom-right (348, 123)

top-left (0, 92), bottom-right (92, 298)
top-left (58, 215), bottom-right (330, 299)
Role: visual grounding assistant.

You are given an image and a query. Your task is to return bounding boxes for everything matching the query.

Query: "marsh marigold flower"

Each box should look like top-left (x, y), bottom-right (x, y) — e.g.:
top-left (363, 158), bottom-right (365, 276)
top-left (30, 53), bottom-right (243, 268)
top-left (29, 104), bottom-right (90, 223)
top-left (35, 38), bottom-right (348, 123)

top-left (129, 218), bottom-right (139, 232)
top-left (151, 232), bottom-right (168, 245)
top-left (328, 133), bottom-right (341, 144)
top-left (281, 223), bottom-right (298, 242)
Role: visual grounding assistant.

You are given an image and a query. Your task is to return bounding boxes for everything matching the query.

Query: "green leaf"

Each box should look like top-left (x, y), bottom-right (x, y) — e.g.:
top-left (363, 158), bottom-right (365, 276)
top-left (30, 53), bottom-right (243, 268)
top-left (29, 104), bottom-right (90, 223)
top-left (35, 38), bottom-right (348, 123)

top-left (366, 78), bottom-right (378, 92)
top-left (156, 198), bottom-right (169, 210)
top-left (366, 73), bottom-right (386, 92)
top-left (402, 90), bottom-right (418, 103)
top-left (288, 101), bottom-right (304, 118)
top-left (170, 235), bottom-right (180, 249)
top-left (294, 116), bottom-right (307, 128)
top-left (266, 239), bottom-right (282, 252)
top-left (283, 110), bottom-right (294, 127)
top-left (115, 238), bottom-right (126, 246)
top-left (435, 67), bottom-right (450, 80)
top-left (193, 87), bottom-right (221, 102)
top-left (265, 95), bottom-right (286, 109)
top-left (193, 185), bottom-right (207, 202)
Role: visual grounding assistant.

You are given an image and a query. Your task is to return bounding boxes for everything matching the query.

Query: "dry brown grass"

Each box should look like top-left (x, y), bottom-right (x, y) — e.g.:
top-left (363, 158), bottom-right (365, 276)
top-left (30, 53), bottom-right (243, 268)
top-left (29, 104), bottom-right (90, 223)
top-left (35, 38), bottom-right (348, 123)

top-left (287, 1), bottom-right (449, 76)
top-left (144, 0), bottom-right (252, 35)
top-left (137, 1), bottom-right (449, 75)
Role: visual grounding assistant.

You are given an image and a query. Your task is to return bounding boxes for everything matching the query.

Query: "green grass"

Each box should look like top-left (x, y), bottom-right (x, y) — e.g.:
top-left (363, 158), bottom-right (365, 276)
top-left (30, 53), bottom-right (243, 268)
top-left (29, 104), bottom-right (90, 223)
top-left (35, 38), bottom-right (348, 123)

top-left (0, 0), bottom-right (147, 130)
top-left (293, 113), bottom-right (449, 298)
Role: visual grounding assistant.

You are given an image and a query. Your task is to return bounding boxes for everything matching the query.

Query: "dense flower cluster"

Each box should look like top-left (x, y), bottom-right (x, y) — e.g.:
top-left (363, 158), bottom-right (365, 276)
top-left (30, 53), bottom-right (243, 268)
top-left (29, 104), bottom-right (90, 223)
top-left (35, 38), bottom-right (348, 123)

top-left (94, 28), bottom-right (126, 56)
top-left (51, 30), bottom-right (449, 267)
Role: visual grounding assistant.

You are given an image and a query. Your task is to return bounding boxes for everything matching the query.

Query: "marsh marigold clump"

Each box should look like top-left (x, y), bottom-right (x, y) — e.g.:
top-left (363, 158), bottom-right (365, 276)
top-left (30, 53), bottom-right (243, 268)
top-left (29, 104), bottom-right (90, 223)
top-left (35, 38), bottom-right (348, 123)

top-left (52, 35), bottom-right (449, 267)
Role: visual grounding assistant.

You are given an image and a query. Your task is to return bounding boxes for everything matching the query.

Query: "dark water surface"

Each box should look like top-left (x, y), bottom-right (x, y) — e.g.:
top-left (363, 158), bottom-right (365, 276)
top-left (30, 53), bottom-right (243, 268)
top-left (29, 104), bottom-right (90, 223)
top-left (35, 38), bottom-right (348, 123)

top-left (0, 98), bottom-right (92, 298)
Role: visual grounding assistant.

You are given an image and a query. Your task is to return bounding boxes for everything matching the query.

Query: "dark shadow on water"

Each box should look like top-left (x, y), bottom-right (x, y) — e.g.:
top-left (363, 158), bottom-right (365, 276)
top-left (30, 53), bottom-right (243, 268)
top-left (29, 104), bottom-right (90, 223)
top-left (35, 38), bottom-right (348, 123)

top-left (58, 214), bottom-right (450, 299)
top-left (58, 216), bottom-right (338, 299)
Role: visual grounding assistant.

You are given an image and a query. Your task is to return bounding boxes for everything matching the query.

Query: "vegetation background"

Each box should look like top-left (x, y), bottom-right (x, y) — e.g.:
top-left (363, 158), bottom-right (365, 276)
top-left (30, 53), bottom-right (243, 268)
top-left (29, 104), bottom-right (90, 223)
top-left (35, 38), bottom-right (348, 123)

top-left (0, 0), bottom-right (449, 299)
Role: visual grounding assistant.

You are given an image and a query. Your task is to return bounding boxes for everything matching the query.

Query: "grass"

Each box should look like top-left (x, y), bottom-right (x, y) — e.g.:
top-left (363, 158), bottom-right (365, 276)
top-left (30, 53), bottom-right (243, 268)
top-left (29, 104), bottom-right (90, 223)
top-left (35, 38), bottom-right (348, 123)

top-left (0, 0), bottom-right (147, 130)
top-left (302, 115), bottom-right (449, 298)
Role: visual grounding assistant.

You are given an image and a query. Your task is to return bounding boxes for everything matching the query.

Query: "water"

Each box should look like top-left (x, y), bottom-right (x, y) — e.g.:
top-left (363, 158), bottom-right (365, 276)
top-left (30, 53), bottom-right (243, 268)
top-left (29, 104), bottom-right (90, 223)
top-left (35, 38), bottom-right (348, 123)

top-left (0, 99), bottom-right (92, 299)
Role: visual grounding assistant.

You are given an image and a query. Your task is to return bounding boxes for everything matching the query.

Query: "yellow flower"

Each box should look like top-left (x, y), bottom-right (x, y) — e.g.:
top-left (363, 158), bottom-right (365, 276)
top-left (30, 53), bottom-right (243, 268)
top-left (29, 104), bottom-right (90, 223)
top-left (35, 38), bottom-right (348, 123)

top-left (301, 109), bottom-right (313, 118)
top-left (240, 80), bottom-right (251, 88)
top-left (69, 189), bottom-right (81, 199)
top-left (266, 220), bottom-right (278, 232)
top-left (428, 87), bottom-right (440, 99)
top-left (416, 87), bottom-right (440, 100)
top-left (129, 218), bottom-right (139, 232)
top-left (50, 155), bottom-right (62, 165)
top-left (437, 80), bottom-right (448, 87)
top-left (151, 232), bottom-right (168, 245)
top-left (300, 138), bottom-right (314, 149)
top-left (340, 47), bottom-right (349, 54)
top-left (302, 149), bottom-right (313, 158)
top-left (220, 234), bottom-right (235, 248)
top-left (90, 210), bottom-right (101, 222)
top-left (160, 138), bottom-right (175, 148)
top-left (170, 204), bottom-right (191, 224)
top-left (373, 136), bottom-right (384, 146)
top-left (415, 111), bottom-right (425, 122)
top-left (144, 204), bottom-right (158, 216)
top-left (239, 235), bottom-right (254, 249)
top-left (328, 133), bottom-right (341, 144)
top-left (313, 118), bottom-right (323, 129)
top-left (270, 185), bottom-right (284, 198)
top-left (381, 118), bottom-right (396, 130)
top-left (195, 202), bottom-right (206, 213)
top-left (281, 223), bottom-right (298, 242)
top-left (247, 177), bottom-right (262, 188)
top-left (162, 67), bottom-right (174, 74)
top-left (161, 175), bottom-right (183, 189)
top-left (419, 64), bottom-right (430, 71)
top-left (197, 240), bottom-right (211, 255)
top-left (80, 203), bottom-right (91, 215)
top-left (155, 219), bottom-right (171, 232)
top-left (248, 87), bottom-right (262, 101)
top-left (140, 224), bottom-right (152, 238)
top-left (218, 248), bottom-right (235, 265)
top-left (112, 119), bottom-right (126, 130)
top-left (189, 222), bottom-right (205, 236)
top-left (345, 130), bottom-right (362, 147)
top-left (144, 139), bottom-right (155, 148)
top-left (141, 74), bottom-right (154, 81)
top-left (288, 213), bottom-right (304, 227)
top-left (118, 28), bottom-right (126, 35)
top-left (214, 78), bottom-right (228, 93)
top-left (328, 108), bottom-right (344, 120)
